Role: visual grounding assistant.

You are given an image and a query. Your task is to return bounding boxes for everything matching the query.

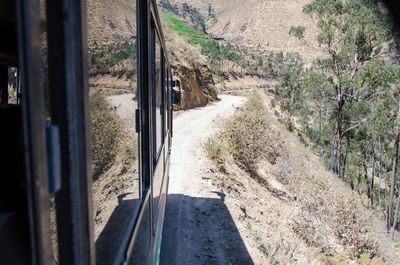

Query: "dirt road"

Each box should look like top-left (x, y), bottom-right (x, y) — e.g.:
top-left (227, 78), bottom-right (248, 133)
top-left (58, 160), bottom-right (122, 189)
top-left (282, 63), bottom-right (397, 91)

top-left (160, 95), bottom-right (251, 265)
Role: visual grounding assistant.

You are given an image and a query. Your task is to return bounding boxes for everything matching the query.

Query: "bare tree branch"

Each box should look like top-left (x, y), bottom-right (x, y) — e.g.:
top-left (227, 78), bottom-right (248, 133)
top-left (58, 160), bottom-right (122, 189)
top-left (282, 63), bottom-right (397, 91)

top-left (341, 118), bottom-right (368, 137)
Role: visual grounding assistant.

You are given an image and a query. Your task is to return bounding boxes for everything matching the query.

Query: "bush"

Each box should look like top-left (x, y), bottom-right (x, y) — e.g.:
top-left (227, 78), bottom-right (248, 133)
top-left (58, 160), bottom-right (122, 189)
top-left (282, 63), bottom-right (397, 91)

top-left (203, 137), bottom-right (224, 164)
top-left (90, 91), bottom-right (122, 179)
top-left (89, 41), bottom-right (137, 75)
top-left (120, 135), bottom-right (138, 166)
top-left (336, 199), bottom-right (378, 258)
top-left (203, 93), bottom-right (280, 176)
top-left (225, 93), bottom-right (278, 175)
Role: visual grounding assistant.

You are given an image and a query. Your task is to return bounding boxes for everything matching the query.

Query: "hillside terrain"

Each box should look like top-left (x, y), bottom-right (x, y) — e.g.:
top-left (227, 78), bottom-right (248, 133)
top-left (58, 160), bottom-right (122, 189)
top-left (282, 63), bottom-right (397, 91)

top-left (166, 0), bottom-right (326, 65)
top-left (84, 0), bottom-right (400, 264)
top-left (202, 89), bottom-right (400, 264)
top-left (86, 0), bottom-right (218, 108)
top-left (159, 0), bottom-right (400, 264)
top-left (162, 19), bottom-right (218, 109)
top-left (159, 85), bottom-right (400, 264)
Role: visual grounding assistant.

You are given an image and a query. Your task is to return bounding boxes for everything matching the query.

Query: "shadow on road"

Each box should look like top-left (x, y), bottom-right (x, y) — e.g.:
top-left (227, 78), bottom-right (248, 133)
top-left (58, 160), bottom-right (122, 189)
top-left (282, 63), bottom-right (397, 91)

top-left (95, 192), bottom-right (253, 265)
top-left (160, 194), bottom-right (254, 265)
top-left (95, 193), bottom-right (141, 265)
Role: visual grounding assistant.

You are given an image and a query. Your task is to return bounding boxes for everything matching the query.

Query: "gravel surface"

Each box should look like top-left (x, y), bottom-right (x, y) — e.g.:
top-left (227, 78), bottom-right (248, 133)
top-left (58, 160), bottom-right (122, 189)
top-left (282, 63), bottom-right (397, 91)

top-left (160, 95), bottom-right (248, 265)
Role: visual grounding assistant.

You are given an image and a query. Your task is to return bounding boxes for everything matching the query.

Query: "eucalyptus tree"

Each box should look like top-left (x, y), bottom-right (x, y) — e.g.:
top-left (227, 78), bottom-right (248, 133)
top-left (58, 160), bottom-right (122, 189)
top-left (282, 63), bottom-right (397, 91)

top-left (302, 71), bottom-right (334, 141)
top-left (275, 53), bottom-right (305, 114)
top-left (303, 0), bottom-right (392, 175)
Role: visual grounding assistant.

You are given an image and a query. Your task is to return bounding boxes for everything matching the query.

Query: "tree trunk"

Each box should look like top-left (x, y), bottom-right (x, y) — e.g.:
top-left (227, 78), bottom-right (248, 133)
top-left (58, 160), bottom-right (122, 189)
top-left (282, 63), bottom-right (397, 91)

top-left (387, 197), bottom-right (390, 232)
top-left (319, 108), bottom-right (322, 138)
top-left (388, 128), bottom-right (399, 232)
top-left (371, 145), bottom-right (375, 207)
top-left (378, 138), bottom-right (382, 206)
top-left (332, 98), bottom-right (343, 175)
top-left (363, 157), bottom-right (370, 204)
top-left (342, 136), bottom-right (349, 180)
top-left (377, 163), bottom-right (381, 206)
top-left (392, 193), bottom-right (400, 239)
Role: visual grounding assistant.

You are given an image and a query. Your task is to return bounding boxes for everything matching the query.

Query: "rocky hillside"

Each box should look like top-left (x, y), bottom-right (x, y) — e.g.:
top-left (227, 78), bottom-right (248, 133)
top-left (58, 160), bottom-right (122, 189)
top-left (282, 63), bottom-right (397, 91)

top-left (161, 15), bottom-right (218, 109)
top-left (166, 0), bottom-right (326, 65)
top-left (86, 0), bottom-right (217, 108)
top-left (87, 0), bottom-right (136, 49)
top-left (86, 0), bottom-right (137, 93)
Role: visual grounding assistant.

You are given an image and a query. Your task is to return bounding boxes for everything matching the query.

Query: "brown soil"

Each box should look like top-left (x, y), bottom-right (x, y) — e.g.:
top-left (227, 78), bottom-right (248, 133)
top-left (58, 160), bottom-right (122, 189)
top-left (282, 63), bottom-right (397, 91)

top-left (86, 0), bottom-right (136, 49)
top-left (160, 82), bottom-right (400, 265)
top-left (93, 94), bottom-right (139, 265)
top-left (168, 0), bottom-right (326, 65)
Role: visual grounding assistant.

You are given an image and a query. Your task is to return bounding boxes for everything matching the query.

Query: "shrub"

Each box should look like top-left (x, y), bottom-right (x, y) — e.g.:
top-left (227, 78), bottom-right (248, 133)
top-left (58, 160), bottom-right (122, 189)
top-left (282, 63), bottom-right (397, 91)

top-left (225, 93), bottom-right (278, 175)
top-left (120, 135), bottom-right (138, 166)
top-left (289, 25), bottom-right (305, 40)
top-left (90, 91), bottom-right (122, 179)
top-left (89, 41), bottom-right (137, 75)
top-left (203, 137), bottom-right (224, 164)
top-left (336, 199), bottom-right (378, 258)
top-left (203, 93), bottom-right (280, 176)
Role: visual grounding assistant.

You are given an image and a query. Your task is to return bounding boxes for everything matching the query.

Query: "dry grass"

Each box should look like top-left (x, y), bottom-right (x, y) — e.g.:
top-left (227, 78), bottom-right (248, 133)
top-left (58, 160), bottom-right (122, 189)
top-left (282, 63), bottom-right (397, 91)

top-left (291, 175), bottom-right (378, 258)
top-left (205, 93), bottom-right (281, 175)
top-left (203, 88), bottom-right (392, 264)
top-left (169, 0), bottom-right (326, 65)
top-left (90, 91), bottom-right (123, 179)
top-left (120, 135), bottom-right (138, 167)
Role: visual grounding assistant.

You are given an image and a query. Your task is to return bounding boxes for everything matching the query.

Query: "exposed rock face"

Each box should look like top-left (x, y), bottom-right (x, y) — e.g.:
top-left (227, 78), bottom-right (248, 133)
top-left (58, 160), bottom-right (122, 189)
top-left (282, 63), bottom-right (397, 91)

top-left (86, 0), bottom-right (218, 109)
top-left (169, 51), bottom-right (218, 110)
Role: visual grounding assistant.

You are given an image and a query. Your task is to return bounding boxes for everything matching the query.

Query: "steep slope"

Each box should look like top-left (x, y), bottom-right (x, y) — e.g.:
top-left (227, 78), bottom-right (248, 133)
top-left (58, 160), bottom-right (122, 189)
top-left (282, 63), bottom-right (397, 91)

top-left (87, 0), bottom-right (218, 108)
top-left (86, 0), bottom-right (137, 93)
top-left (167, 0), bottom-right (325, 64)
top-left (86, 0), bottom-right (136, 49)
top-left (161, 12), bottom-right (218, 109)
top-left (197, 88), bottom-right (400, 264)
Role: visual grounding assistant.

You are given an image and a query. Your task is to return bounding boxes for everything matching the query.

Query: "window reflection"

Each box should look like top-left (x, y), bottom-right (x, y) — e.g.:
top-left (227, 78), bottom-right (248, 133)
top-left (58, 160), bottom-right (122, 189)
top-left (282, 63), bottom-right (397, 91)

top-left (86, 1), bottom-right (139, 263)
top-left (154, 34), bottom-right (163, 157)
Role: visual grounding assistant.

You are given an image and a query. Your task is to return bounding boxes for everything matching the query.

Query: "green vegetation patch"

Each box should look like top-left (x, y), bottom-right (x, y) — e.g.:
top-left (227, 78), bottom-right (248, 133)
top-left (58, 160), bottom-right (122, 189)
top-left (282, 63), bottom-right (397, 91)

top-left (276, 0), bottom-right (400, 220)
top-left (161, 9), bottom-right (243, 63)
top-left (162, 10), bottom-right (206, 39)
top-left (89, 40), bottom-right (137, 74)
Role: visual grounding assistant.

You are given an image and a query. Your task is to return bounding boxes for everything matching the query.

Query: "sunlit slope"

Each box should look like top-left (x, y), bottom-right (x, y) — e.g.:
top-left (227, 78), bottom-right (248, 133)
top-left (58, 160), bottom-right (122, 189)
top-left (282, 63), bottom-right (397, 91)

top-left (87, 0), bottom-right (136, 49)
top-left (168, 0), bottom-right (325, 64)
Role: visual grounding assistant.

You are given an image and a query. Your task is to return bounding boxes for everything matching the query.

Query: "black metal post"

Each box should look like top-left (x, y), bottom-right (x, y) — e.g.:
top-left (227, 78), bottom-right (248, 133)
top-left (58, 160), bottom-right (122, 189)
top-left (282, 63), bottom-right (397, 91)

top-left (16, 0), bottom-right (52, 264)
top-left (46, 0), bottom-right (94, 264)
top-left (0, 65), bottom-right (8, 104)
top-left (138, 0), bottom-right (154, 248)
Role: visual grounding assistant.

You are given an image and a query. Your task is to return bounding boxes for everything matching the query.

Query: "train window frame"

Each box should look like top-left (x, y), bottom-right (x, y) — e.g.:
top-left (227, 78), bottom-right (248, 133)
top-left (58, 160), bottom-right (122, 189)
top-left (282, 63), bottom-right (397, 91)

top-left (151, 21), bottom-right (164, 164)
top-left (1, 0), bottom-right (173, 264)
top-left (163, 56), bottom-right (168, 139)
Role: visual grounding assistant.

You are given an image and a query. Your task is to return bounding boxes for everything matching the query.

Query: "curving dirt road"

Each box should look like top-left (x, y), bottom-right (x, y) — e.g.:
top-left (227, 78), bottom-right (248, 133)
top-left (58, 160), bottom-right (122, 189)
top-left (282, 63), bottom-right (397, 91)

top-left (160, 95), bottom-right (250, 265)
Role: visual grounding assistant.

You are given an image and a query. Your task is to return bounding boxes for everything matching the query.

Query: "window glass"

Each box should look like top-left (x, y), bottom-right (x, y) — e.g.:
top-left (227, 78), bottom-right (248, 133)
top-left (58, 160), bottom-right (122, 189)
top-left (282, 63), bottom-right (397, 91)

top-left (154, 34), bottom-right (163, 157)
top-left (164, 61), bottom-right (168, 137)
top-left (39, 2), bottom-right (60, 262)
top-left (85, 1), bottom-right (139, 263)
